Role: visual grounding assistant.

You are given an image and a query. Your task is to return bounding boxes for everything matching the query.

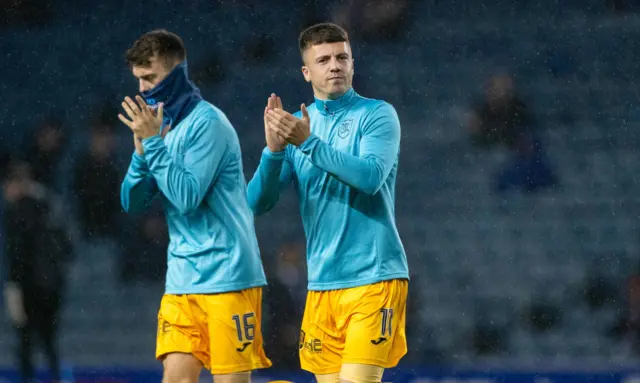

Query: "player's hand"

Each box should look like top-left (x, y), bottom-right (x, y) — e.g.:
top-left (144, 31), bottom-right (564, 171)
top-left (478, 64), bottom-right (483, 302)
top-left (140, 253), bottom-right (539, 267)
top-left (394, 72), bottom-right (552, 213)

top-left (118, 96), bottom-right (164, 139)
top-left (264, 94), bottom-right (288, 152)
top-left (133, 125), bottom-right (170, 155)
top-left (266, 104), bottom-right (311, 147)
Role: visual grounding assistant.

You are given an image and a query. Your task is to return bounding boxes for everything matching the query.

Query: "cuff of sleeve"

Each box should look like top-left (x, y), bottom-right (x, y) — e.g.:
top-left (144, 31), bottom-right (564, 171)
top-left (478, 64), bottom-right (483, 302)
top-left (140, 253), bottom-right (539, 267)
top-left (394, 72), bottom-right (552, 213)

top-left (132, 151), bottom-right (146, 163)
top-left (129, 152), bottom-right (148, 173)
top-left (262, 146), bottom-right (286, 160)
top-left (142, 135), bottom-right (164, 152)
top-left (297, 134), bottom-right (319, 154)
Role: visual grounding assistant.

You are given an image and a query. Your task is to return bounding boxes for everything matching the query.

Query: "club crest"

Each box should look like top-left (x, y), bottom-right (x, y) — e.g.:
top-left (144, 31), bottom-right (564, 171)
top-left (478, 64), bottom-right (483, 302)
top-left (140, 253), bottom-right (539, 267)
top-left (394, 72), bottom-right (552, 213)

top-left (338, 119), bottom-right (353, 139)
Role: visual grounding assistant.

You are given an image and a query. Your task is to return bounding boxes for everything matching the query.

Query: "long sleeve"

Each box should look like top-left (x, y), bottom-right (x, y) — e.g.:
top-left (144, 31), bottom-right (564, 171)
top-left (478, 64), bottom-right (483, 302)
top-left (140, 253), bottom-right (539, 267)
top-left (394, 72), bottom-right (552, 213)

top-left (142, 118), bottom-right (226, 215)
top-left (246, 147), bottom-right (294, 216)
top-left (297, 102), bottom-right (401, 195)
top-left (120, 152), bottom-right (159, 214)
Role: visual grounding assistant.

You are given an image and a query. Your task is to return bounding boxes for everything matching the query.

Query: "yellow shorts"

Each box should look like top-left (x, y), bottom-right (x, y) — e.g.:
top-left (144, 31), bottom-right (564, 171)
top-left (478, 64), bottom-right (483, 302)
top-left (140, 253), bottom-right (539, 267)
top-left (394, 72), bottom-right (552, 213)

top-left (156, 288), bottom-right (272, 374)
top-left (299, 279), bottom-right (408, 375)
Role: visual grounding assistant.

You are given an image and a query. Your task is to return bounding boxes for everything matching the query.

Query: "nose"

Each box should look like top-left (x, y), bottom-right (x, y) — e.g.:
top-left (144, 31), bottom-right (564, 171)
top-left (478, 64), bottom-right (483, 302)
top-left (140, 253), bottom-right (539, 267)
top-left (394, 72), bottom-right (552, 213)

top-left (329, 57), bottom-right (341, 72)
top-left (139, 80), bottom-right (149, 93)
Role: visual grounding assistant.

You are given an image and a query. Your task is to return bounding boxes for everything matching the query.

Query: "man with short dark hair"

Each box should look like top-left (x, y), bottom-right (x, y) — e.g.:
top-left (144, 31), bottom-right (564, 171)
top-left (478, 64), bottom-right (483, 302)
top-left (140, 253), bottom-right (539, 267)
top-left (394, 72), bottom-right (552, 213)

top-left (248, 23), bottom-right (410, 383)
top-left (119, 29), bottom-right (271, 383)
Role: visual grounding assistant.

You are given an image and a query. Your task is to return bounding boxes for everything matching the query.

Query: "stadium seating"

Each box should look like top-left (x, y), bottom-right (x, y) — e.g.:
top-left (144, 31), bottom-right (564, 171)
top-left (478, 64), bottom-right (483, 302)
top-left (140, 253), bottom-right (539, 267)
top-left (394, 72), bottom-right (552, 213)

top-left (0, 0), bottom-right (639, 368)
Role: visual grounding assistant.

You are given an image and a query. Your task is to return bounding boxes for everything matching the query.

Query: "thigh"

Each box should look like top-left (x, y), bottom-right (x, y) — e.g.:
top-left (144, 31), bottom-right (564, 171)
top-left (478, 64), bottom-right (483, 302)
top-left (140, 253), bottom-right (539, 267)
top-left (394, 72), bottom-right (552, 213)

top-left (156, 295), bottom-right (210, 369)
top-left (162, 352), bottom-right (202, 383)
top-left (212, 371), bottom-right (251, 383)
top-left (341, 279), bottom-right (408, 368)
top-left (340, 363), bottom-right (384, 383)
top-left (203, 288), bottom-right (271, 375)
top-left (315, 373), bottom-right (340, 383)
top-left (299, 290), bottom-right (343, 375)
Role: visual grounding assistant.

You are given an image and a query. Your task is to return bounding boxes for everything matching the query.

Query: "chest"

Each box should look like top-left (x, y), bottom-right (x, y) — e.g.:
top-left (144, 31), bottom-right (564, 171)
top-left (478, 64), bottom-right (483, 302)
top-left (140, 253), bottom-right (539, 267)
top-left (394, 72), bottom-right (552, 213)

top-left (312, 112), bottom-right (361, 154)
top-left (291, 111), bottom-right (363, 183)
top-left (163, 125), bottom-right (189, 165)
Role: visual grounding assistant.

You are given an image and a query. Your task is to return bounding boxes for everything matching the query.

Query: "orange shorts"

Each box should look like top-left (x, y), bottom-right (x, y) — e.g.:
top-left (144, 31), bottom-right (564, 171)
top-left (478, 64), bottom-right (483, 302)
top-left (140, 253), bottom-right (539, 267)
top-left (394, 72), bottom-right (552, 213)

top-left (299, 279), bottom-right (408, 375)
top-left (156, 287), bottom-right (272, 374)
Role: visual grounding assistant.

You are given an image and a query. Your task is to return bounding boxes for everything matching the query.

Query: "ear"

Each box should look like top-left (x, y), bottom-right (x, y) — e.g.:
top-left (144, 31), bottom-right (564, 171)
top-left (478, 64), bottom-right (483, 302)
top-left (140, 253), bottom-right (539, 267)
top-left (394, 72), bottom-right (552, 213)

top-left (301, 66), bottom-right (311, 83)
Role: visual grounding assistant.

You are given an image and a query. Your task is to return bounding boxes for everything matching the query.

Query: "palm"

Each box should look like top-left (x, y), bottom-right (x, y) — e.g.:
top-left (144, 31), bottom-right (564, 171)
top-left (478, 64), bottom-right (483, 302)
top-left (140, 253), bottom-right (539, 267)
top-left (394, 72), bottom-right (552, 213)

top-left (265, 94), bottom-right (287, 152)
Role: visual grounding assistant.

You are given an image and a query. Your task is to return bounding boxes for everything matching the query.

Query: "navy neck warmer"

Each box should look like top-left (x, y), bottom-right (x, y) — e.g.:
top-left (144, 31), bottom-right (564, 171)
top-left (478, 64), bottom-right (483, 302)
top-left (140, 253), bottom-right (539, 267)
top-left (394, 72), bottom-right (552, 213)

top-left (141, 61), bottom-right (202, 128)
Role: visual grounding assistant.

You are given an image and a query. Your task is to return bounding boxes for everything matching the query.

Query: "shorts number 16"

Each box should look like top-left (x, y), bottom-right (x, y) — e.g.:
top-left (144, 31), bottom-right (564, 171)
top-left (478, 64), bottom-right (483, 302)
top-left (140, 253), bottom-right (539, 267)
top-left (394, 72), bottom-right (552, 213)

top-left (232, 313), bottom-right (255, 342)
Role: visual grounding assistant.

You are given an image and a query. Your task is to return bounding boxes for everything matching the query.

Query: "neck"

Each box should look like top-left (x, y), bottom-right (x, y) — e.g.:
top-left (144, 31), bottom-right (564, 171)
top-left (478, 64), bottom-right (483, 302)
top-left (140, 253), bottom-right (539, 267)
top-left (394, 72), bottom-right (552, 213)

top-left (314, 90), bottom-right (347, 101)
top-left (313, 85), bottom-right (353, 101)
top-left (313, 87), bottom-right (357, 114)
top-left (141, 61), bottom-right (202, 128)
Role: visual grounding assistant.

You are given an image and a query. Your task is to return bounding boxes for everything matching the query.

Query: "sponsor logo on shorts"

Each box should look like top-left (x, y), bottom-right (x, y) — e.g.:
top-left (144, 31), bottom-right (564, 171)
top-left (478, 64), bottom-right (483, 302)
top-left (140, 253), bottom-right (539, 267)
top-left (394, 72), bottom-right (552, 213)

top-left (159, 320), bottom-right (171, 334)
top-left (371, 337), bottom-right (388, 345)
top-left (299, 330), bottom-right (322, 353)
top-left (236, 342), bottom-right (252, 352)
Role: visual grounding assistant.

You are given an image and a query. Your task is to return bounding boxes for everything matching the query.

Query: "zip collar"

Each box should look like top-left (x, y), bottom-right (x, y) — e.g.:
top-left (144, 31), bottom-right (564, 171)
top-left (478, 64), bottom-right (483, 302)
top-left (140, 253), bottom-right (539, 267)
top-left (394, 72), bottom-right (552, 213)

top-left (314, 88), bottom-right (357, 115)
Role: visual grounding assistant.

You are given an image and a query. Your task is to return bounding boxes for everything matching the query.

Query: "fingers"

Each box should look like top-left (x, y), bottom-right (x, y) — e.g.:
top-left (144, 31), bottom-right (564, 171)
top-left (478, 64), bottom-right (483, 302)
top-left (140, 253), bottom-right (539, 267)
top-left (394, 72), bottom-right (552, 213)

top-left (124, 96), bottom-right (140, 115)
top-left (267, 93), bottom-right (283, 111)
top-left (265, 112), bottom-right (280, 127)
top-left (135, 96), bottom-right (151, 117)
top-left (118, 114), bottom-right (133, 128)
top-left (157, 103), bottom-right (164, 123)
top-left (267, 94), bottom-right (275, 111)
top-left (301, 103), bottom-right (309, 120)
top-left (272, 126), bottom-right (294, 144)
top-left (266, 115), bottom-right (299, 145)
top-left (121, 100), bottom-right (136, 120)
top-left (265, 110), bottom-right (294, 129)
top-left (268, 108), bottom-right (296, 122)
top-left (267, 121), bottom-right (287, 138)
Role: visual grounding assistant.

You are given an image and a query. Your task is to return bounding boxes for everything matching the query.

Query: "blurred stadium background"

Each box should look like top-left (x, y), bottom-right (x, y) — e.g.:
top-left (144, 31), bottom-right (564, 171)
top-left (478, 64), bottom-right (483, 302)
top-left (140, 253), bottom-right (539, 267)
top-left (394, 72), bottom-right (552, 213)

top-left (1, 0), bottom-right (640, 382)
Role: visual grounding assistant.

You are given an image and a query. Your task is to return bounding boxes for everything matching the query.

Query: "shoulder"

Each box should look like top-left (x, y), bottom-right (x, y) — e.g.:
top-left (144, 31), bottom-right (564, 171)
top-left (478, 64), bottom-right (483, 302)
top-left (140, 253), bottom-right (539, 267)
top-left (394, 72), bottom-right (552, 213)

top-left (360, 96), bottom-right (397, 116)
top-left (190, 101), bottom-right (233, 127)
top-left (350, 94), bottom-right (398, 121)
top-left (181, 101), bottom-right (237, 146)
top-left (353, 96), bottom-right (399, 131)
top-left (187, 101), bottom-right (235, 140)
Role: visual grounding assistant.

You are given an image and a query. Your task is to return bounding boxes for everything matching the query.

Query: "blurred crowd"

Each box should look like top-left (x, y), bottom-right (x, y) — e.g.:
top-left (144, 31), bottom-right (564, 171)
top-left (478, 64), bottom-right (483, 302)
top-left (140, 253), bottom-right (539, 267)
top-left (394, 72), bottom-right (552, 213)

top-left (2, 0), bottom-right (640, 381)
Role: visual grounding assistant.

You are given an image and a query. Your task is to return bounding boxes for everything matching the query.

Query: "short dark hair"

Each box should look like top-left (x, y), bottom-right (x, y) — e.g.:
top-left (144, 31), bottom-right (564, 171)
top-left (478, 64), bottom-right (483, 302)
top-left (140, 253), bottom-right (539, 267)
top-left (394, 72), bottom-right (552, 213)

top-left (298, 23), bottom-right (349, 56)
top-left (125, 29), bottom-right (186, 67)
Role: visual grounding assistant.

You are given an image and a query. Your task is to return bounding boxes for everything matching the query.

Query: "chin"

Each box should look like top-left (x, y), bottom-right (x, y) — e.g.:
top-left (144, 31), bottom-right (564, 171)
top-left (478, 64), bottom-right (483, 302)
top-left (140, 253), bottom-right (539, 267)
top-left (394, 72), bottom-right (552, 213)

top-left (328, 86), bottom-right (347, 96)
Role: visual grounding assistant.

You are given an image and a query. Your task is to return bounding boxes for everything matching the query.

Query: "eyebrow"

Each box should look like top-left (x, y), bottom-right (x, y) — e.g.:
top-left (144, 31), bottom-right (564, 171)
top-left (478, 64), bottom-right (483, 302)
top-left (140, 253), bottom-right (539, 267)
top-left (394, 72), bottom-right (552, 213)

top-left (315, 52), bottom-right (350, 62)
top-left (138, 74), bottom-right (156, 81)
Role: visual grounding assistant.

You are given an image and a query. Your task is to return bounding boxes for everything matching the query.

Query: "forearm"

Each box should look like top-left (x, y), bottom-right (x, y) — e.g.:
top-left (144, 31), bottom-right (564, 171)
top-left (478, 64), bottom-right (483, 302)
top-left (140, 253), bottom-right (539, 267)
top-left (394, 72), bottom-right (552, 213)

top-left (247, 148), bottom-right (287, 215)
top-left (120, 153), bottom-right (158, 213)
top-left (142, 136), bottom-right (204, 215)
top-left (297, 135), bottom-right (388, 195)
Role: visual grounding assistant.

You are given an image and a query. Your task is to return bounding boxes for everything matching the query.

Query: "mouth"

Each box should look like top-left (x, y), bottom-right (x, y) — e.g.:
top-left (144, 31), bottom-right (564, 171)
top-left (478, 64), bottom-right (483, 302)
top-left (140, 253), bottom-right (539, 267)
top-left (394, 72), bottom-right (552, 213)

top-left (328, 77), bottom-right (344, 81)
